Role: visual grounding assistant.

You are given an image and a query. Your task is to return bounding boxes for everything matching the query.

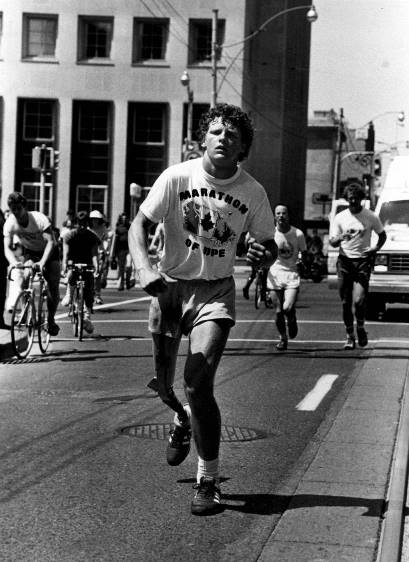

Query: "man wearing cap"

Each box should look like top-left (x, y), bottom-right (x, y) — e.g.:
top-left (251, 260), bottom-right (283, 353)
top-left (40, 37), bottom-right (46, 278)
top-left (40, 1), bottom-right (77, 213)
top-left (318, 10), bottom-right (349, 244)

top-left (61, 211), bottom-right (100, 334)
top-left (89, 210), bottom-right (109, 304)
top-left (3, 192), bottom-right (61, 335)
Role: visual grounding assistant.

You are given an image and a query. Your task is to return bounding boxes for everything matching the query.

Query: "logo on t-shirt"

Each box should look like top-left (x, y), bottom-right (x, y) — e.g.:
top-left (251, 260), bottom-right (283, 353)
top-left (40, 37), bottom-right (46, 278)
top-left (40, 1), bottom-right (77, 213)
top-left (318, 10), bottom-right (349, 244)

top-left (183, 200), bottom-right (236, 246)
top-left (278, 240), bottom-right (294, 259)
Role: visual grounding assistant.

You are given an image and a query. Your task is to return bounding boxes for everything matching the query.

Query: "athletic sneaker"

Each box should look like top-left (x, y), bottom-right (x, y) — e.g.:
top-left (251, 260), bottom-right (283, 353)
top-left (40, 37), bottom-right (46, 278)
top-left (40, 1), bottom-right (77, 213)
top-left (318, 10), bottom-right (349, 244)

top-left (344, 335), bottom-right (356, 350)
top-left (146, 377), bottom-right (159, 392)
top-left (94, 296), bottom-right (103, 305)
top-left (83, 318), bottom-right (94, 334)
top-left (276, 338), bottom-right (288, 351)
top-left (47, 321), bottom-right (60, 336)
top-left (191, 477), bottom-right (222, 516)
top-left (357, 328), bottom-right (368, 347)
top-left (166, 404), bottom-right (191, 466)
top-left (288, 314), bottom-right (298, 339)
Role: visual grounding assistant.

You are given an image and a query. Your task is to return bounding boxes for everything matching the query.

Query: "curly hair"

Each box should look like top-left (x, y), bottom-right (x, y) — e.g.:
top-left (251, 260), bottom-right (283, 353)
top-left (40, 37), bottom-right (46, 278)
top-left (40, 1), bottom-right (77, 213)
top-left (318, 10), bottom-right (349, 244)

top-left (343, 183), bottom-right (366, 201)
top-left (197, 103), bottom-right (254, 161)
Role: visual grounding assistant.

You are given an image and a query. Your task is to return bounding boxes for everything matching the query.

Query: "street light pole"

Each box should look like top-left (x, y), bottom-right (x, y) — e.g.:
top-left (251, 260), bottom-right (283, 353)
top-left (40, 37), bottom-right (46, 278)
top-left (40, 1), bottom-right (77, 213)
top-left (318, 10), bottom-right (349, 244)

top-left (213, 4), bottom-right (317, 106)
top-left (332, 108), bottom-right (345, 199)
top-left (211, 9), bottom-right (218, 107)
top-left (180, 70), bottom-right (194, 141)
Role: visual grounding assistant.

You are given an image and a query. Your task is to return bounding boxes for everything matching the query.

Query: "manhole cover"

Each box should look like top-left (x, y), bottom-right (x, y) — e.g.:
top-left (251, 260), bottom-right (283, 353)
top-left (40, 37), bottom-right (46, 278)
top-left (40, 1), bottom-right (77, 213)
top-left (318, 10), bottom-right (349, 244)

top-left (119, 423), bottom-right (267, 442)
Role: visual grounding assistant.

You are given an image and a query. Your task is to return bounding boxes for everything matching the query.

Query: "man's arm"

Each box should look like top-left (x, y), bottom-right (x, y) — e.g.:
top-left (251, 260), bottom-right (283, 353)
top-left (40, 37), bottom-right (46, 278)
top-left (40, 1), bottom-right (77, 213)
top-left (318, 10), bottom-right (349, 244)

top-left (246, 238), bottom-right (277, 268)
top-left (4, 234), bottom-right (19, 267)
top-left (363, 230), bottom-right (387, 258)
top-left (38, 227), bottom-right (57, 269)
top-left (128, 210), bottom-right (167, 296)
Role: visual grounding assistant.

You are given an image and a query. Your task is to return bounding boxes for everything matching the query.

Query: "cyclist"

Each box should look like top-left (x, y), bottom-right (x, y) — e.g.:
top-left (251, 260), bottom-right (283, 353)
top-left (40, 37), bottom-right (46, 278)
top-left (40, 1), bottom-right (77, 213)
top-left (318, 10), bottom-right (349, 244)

top-left (61, 210), bottom-right (99, 334)
top-left (3, 192), bottom-right (61, 335)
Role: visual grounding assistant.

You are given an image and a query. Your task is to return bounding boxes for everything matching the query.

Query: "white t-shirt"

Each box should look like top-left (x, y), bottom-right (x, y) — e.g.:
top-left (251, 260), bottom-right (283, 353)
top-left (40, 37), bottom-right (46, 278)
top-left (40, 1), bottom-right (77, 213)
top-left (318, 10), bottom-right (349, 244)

top-left (329, 207), bottom-right (384, 259)
top-left (3, 211), bottom-right (51, 253)
top-left (140, 158), bottom-right (275, 281)
top-left (270, 226), bottom-right (306, 273)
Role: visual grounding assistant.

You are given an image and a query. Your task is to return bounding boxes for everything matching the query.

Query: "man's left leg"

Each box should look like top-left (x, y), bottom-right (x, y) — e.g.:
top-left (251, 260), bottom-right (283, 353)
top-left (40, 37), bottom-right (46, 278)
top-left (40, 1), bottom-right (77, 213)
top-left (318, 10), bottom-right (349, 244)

top-left (283, 288), bottom-right (299, 340)
top-left (184, 319), bottom-right (230, 515)
top-left (44, 260), bottom-right (61, 335)
top-left (353, 281), bottom-right (368, 347)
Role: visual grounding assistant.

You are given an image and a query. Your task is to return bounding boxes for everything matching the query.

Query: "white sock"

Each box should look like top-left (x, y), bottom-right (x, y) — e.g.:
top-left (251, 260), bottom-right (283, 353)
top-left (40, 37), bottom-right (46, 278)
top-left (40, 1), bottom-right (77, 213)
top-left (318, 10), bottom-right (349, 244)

top-left (197, 456), bottom-right (219, 484)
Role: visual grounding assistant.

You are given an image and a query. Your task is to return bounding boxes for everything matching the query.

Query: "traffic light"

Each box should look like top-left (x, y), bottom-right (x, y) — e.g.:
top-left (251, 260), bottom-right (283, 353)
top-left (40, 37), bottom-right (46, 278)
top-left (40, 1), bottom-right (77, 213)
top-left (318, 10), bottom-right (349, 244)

top-left (365, 122), bottom-right (375, 152)
top-left (31, 145), bottom-right (58, 171)
top-left (52, 150), bottom-right (60, 170)
top-left (182, 140), bottom-right (202, 161)
top-left (373, 156), bottom-right (382, 176)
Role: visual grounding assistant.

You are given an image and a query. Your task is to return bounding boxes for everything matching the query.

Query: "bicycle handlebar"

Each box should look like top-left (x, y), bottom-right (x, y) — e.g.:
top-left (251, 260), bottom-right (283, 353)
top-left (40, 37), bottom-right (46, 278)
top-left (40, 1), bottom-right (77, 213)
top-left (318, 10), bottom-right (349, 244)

top-left (8, 264), bottom-right (44, 281)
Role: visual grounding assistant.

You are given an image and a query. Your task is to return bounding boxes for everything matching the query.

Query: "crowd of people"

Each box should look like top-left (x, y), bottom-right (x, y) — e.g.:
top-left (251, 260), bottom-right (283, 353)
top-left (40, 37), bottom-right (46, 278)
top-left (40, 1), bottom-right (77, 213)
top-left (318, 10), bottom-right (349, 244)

top-left (0, 196), bottom-right (137, 333)
top-left (0, 103), bottom-right (388, 518)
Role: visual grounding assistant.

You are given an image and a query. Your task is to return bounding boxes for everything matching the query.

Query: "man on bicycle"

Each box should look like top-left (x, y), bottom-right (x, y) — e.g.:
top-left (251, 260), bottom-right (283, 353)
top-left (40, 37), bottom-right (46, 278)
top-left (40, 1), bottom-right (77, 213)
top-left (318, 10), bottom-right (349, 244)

top-left (3, 192), bottom-right (61, 335)
top-left (61, 210), bottom-right (99, 334)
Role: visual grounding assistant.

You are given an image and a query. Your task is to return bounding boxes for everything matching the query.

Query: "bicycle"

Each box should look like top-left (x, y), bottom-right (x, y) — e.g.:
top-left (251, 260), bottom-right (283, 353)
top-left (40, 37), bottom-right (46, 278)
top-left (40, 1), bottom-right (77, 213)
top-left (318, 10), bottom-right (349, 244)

top-left (254, 266), bottom-right (274, 309)
top-left (67, 263), bottom-right (95, 341)
top-left (9, 265), bottom-right (51, 359)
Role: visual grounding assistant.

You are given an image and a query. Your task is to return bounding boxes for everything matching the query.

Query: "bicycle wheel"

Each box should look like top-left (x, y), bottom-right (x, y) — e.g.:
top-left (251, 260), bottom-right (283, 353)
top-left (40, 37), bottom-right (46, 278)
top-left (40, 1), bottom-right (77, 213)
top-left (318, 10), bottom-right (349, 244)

top-left (254, 274), bottom-right (262, 309)
top-left (11, 291), bottom-right (35, 359)
top-left (71, 286), bottom-right (79, 337)
top-left (78, 284), bottom-right (84, 341)
top-left (37, 289), bottom-right (51, 353)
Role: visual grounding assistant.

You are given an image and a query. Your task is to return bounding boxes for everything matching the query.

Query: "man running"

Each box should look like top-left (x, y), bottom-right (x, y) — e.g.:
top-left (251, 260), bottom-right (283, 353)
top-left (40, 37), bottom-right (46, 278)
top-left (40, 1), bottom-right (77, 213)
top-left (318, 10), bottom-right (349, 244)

top-left (3, 192), bottom-right (61, 335)
top-left (129, 103), bottom-right (277, 516)
top-left (329, 184), bottom-right (386, 349)
top-left (267, 204), bottom-right (307, 351)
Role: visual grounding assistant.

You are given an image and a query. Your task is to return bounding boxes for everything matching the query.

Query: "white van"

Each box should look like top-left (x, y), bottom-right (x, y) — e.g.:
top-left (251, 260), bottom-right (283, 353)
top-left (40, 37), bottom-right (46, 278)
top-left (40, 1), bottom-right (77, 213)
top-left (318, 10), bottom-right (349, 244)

top-left (368, 159), bottom-right (409, 317)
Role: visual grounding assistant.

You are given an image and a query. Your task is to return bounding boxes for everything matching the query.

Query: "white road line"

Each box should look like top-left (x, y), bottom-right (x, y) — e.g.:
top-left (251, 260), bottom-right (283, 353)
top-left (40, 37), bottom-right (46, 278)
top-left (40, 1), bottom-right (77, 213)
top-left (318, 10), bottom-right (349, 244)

top-left (296, 374), bottom-right (339, 411)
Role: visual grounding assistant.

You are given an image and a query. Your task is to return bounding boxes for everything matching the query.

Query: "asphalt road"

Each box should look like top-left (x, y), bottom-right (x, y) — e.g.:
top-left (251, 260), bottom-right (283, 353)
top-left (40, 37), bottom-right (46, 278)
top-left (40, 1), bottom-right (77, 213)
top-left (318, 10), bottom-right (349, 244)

top-left (1, 275), bottom-right (409, 561)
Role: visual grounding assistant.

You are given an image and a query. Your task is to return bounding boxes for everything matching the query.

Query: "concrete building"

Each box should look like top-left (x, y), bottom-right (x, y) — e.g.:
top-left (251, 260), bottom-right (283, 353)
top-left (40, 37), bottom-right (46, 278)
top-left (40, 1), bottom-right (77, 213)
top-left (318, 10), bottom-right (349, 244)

top-left (0, 0), bottom-right (313, 228)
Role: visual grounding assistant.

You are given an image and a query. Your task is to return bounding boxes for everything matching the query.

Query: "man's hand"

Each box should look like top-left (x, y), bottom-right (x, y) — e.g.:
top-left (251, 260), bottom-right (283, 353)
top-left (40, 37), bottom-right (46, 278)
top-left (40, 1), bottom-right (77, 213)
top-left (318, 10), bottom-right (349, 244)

top-left (33, 262), bottom-right (43, 273)
top-left (138, 268), bottom-right (168, 296)
top-left (246, 238), bottom-right (267, 266)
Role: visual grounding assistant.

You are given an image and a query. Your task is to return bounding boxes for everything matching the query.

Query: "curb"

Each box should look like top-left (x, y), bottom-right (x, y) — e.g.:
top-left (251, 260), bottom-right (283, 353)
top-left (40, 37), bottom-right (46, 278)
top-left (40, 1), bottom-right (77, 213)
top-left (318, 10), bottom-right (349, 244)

top-left (377, 369), bottom-right (409, 562)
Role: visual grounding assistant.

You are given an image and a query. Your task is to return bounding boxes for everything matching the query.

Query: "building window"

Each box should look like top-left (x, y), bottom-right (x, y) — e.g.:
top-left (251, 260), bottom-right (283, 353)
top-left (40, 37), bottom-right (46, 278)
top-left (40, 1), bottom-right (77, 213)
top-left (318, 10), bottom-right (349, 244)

top-left (133, 18), bottom-right (169, 63)
top-left (188, 19), bottom-right (225, 65)
top-left (22, 14), bottom-right (58, 60)
top-left (78, 16), bottom-right (113, 62)
top-left (15, 99), bottom-right (57, 215)
top-left (71, 101), bottom-right (112, 215)
top-left (21, 182), bottom-right (53, 216)
top-left (23, 99), bottom-right (54, 141)
top-left (76, 184), bottom-right (107, 215)
top-left (127, 103), bottom-right (167, 195)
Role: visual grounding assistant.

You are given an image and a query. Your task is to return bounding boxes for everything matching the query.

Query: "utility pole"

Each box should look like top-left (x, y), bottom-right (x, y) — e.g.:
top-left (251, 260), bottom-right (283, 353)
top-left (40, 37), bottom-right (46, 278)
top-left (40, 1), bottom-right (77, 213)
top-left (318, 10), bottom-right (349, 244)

top-left (332, 108), bottom-right (345, 199)
top-left (211, 9), bottom-right (218, 107)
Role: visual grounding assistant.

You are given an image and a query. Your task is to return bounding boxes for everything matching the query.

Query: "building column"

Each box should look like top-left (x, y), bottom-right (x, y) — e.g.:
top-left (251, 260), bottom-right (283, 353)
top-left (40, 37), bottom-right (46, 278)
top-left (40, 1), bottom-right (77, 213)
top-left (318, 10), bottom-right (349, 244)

top-left (110, 100), bottom-right (127, 225)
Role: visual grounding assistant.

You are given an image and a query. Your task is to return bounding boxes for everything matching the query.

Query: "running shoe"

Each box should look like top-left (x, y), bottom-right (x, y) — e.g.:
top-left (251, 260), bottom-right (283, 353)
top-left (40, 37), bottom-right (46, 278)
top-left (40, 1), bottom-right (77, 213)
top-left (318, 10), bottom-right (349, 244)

top-left (357, 328), bottom-right (368, 347)
top-left (191, 477), bottom-right (222, 516)
top-left (344, 335), bottom-right (356, 350)
top-left (276, 338), bottom-right (288, 351)
top-left (47, 321), bottom-right (60, 336)
top-left (94, 296), bottom-right (103, 305)
top-left (83, 318), bottom-right (94, 334)
top-left (166, 405), bottom-right (191, 466)
top-left (146, 377), bottom-right (159, 392)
